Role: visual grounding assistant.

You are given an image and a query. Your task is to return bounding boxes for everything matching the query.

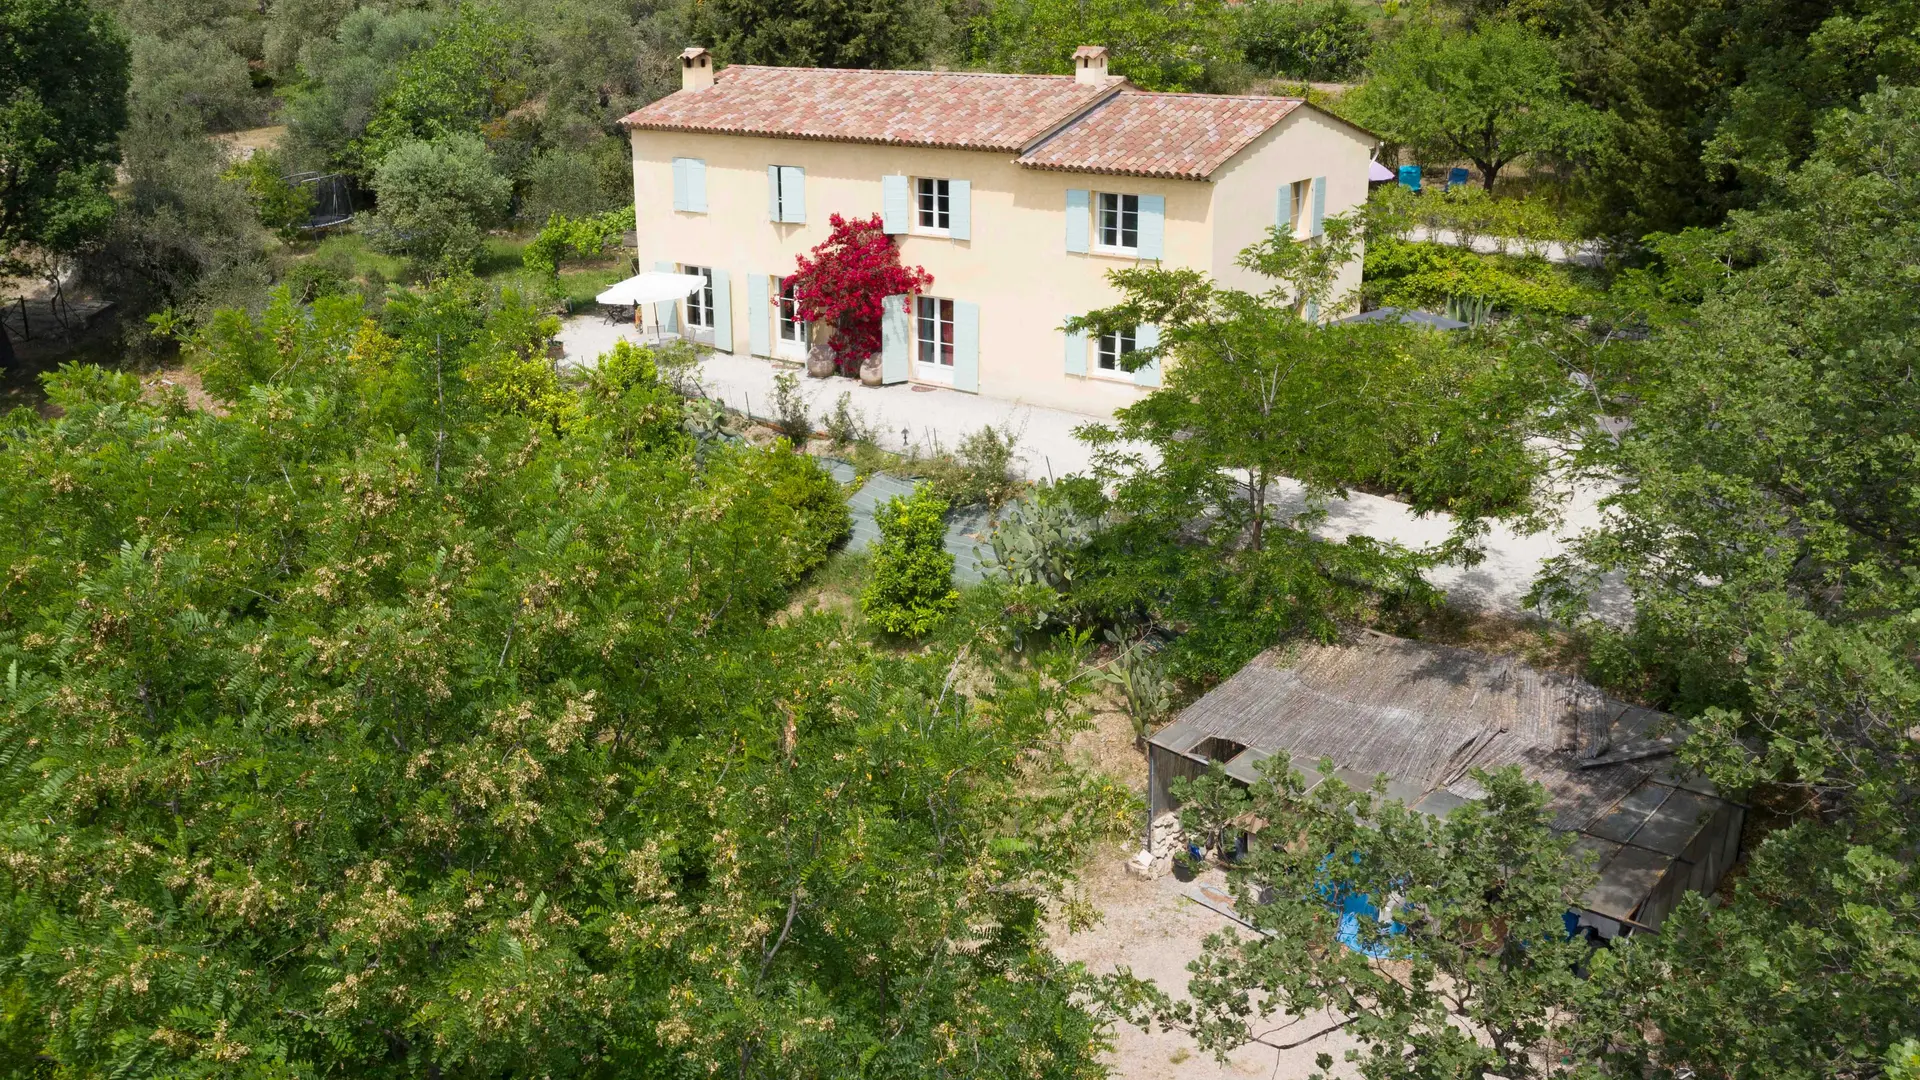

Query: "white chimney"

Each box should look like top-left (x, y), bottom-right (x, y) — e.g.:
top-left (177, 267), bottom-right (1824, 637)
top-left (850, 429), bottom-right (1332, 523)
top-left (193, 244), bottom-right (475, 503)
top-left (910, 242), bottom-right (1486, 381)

top-left (680, 47), bottom-right (714, 92)
top-left (1073, 45), bottom-right (1110, 85)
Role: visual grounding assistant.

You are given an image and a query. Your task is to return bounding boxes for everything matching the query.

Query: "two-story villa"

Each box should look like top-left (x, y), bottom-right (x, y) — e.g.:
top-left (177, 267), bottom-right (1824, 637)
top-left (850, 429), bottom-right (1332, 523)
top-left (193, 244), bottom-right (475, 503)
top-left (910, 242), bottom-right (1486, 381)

top-left (621, 46), bottom-right (1377, 413)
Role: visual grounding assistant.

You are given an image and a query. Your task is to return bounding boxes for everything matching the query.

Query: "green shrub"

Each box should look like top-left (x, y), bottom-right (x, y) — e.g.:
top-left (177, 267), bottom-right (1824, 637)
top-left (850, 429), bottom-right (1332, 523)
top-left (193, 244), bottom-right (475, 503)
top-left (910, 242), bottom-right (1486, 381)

top-left (223, 151), bottom-right (316, 242)
top-left (735, 448), bottom-right (852, 582)
top-left (861, 486), bottom-right (958, 637)
top-left (921, 425), bottom-right (1023, 508)
top-left (1362, 236), bottom-right (1597, 316)
top-left (364, 133), bottom-right (511, 274)
top-left (1237, 0), bottom-right (1371, 81)
top-left (770, 372), bottom-right (813, 444)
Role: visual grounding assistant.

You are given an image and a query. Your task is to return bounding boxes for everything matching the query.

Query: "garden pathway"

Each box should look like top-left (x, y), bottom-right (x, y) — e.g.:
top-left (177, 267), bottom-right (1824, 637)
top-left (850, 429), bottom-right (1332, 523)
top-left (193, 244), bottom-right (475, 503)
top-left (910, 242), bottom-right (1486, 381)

top-left (1403, 225), bottom-right (1606, 267)
top-left (555, 316), bottom-right (1625, 619)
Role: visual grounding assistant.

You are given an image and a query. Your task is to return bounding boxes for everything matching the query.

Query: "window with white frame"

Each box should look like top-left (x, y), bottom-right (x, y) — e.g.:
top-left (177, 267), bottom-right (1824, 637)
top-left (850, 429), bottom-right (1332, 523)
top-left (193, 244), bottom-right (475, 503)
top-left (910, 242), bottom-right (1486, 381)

top-left (683, 265), bottom-right (715, 328)
top-left (915, 178), bottom-right (951, 232)
top-left (1097, 192), bottom-right (1139, 252)
top-left (1288, 178), bottom-right (1312, 238)
top-left (1095, 327), bottom-right (1136, 375)
top-left (777, 279), bottom-right (806, 344)
top-left (916, 296), bottom-right (955, 368)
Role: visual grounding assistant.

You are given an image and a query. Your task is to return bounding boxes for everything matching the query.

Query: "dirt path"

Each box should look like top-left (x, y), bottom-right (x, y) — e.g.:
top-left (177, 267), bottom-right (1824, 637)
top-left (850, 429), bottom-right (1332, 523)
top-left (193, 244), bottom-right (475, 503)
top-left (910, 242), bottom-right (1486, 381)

top-left (1054, 703), bottom-right (1362, 1079)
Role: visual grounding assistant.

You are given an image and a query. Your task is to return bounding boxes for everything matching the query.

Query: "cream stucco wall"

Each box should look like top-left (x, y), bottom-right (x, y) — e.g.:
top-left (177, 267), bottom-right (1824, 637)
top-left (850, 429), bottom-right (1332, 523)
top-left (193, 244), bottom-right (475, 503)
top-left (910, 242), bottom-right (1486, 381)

top-left (1208, 107), bottom-right (1374, 309)
top-left (629, 112), bottom-right (1371, 414)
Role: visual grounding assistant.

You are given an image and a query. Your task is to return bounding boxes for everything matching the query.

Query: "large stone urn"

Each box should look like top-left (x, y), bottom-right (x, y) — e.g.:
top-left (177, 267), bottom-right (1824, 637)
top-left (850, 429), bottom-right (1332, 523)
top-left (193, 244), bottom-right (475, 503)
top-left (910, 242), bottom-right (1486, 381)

top-left (805, 323), bottom-right (838, 378)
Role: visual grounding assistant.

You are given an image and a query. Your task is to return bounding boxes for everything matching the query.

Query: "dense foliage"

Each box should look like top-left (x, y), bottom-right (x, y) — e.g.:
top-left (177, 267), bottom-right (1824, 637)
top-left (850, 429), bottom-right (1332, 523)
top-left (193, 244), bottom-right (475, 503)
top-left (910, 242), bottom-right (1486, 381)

top-left (366, 133), bottom-right (513, 274)
top-left (1536, 84), bottom-right (1920, 1080)
top-left (0, 0), bottom-right (129, 270)
top-left (1237, 0), bottom-right (1372, 82)
top-left (861, 486), bottom-right (960, 638)
top-left (1110, 765), bottom-right (1595, 1080)
top-left (1346, 19), bottom-right (1601, 191)
top-left (0, 285), bottom-right (1122, 1077)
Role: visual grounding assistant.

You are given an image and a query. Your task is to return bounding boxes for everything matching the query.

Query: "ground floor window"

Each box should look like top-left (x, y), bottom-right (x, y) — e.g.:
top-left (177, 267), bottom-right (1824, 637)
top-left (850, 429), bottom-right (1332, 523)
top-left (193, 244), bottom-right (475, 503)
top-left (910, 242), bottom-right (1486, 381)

top-left (917, 296), bottom-right (954, 368)
top-left (1096, 327), bottom-right (1135, 373)
top-left (682, 265), bottom-right (714, 328)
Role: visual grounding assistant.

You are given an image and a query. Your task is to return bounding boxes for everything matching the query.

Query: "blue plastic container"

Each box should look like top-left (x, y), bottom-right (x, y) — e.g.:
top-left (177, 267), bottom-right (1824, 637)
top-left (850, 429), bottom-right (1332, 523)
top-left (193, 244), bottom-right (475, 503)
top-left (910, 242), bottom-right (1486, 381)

top-left (1397, 165), bottom-right (1422, 192)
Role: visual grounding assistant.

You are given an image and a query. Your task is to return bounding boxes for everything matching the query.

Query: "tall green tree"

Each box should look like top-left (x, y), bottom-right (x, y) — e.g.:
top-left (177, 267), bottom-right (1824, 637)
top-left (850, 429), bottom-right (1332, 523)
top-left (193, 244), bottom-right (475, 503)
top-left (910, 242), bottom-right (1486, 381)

top-left (1056, 219), bottom-right (1594, 682)
top-left (0, 283), bottom-right (1125, 1077)
top-left (366, 133), bottom-right (513, 274)
top-left (973, 0), bottom-right (1243, 91)
top-left (689, 0), bottom-right (932, 71)
top-left (1345, 20), bottom-right (1601, 190)
top-left (0, 0), bottom-right (129, 362)
top-left (1106, 764), bottom-right (1596, 1080)
top-left (1538, 84), bottom-right (1920, 1079)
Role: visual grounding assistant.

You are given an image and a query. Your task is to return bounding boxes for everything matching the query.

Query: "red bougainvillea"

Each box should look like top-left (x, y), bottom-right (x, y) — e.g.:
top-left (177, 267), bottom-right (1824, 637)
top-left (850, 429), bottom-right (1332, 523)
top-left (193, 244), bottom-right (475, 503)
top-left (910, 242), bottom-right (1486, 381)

top-left (785, 213), bottom-right (934, 375)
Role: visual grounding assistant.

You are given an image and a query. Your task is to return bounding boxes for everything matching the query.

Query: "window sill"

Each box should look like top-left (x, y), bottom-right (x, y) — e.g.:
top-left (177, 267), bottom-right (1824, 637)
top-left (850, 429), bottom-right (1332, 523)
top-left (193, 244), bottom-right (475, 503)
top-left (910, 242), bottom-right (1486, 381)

top-left (1089, 245), bottom-right (1143, 260)
top-left (1088, 366), bottom-right (1135, 383)
top-left (911, 226), bottom-right (952, 238)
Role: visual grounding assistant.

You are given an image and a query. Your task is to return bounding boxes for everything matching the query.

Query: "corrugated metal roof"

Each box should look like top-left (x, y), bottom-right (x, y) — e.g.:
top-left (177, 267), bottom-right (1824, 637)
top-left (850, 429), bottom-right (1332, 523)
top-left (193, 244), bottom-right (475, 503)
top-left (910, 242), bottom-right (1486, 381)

top-left (1150, 631), bottom-right (1743, 931)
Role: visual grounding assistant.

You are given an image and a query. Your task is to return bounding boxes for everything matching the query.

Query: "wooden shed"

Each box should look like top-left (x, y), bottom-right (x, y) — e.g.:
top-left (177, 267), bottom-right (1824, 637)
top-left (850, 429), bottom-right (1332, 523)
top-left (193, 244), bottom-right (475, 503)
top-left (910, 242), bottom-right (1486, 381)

top-left (1143, 631), bottom-right (1744, 938)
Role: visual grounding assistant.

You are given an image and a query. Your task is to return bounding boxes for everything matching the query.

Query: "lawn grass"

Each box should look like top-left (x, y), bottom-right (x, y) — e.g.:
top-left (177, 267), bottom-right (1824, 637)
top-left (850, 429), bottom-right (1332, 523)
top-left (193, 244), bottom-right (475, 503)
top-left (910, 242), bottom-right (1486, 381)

top-left (557, 266), bottom-right (629, 311)
top-left (311, 232), bottom-right (407, 282)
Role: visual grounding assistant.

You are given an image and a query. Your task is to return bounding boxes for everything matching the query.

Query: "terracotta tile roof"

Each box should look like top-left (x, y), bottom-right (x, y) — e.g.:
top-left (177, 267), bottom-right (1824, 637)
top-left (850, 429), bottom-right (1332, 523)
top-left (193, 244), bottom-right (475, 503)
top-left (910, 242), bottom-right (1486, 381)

top-left (620, 65), bottom-right (1125, 152)
top-left (1016, 91), bottom-right (1306, 179)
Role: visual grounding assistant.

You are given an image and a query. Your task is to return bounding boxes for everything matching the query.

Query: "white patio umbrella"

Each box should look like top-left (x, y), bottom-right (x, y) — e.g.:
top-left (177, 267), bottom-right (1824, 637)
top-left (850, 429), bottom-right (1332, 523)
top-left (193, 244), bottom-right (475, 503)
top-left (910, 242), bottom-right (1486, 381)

top-left (596, 271), bottom-right (708, 307)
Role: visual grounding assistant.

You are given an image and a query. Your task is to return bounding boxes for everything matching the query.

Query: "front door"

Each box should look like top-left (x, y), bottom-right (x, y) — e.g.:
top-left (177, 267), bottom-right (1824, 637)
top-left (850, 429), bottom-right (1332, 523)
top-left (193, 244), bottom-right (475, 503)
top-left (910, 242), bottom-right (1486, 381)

top-left (682, 265), bottom-right (716, 345)
top-left (775, 278), bottom-right (808, 360)
top-left (914, 295), bottom-right (954, 384)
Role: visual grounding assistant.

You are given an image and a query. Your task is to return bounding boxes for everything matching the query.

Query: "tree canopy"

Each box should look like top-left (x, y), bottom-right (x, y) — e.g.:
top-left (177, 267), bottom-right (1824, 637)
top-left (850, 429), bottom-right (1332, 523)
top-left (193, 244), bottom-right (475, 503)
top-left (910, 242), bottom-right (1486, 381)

top-left (0, 0), bottom-right (129, 271)
top-left (1346, 20), bottom-right (1601, 190)
top-left (0, 284), bottom-right (1126, 1077)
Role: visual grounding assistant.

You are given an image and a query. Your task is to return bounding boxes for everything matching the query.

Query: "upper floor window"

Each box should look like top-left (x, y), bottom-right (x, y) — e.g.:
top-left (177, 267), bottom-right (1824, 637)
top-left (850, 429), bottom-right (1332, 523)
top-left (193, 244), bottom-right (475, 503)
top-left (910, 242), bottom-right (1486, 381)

top-left (1287, 178), bottom-right (1312, 238)
top-left (1097, 192), bottom-right (1139, 252)
top-left (770, 166), bottom-right (806, 224)
top-left (916, 178), bottom-right (951, 232)
top-left (1095, 327), bottom-right (1136, 375)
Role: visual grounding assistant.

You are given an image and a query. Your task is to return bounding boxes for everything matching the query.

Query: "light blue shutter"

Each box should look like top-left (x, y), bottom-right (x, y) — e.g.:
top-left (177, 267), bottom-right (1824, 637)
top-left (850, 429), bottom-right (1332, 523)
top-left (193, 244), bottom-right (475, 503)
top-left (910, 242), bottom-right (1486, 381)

top-left (1278, 183), bottom-right (1294, 236)
top-left (747, 273), bottom-right (770, 356)
top-left (1305, 299), bottom-right (1320, 324)
top-left (880, 295), bottom-right (910, 384)
top-left (653, 260), bottom-right (679, 334)
top-left (949, 179), bottom-right (971, 240)
top-left (1064, 328), bottom-right (1087, 375)
top-left (952, 301), bottom-right (979, 393)
top-left (672, 159), bottom-right (689, 212)
top-left (767, 166), bottom-right (780, 221)
top-left (709, 268), bottom-right (732, 351)
top-left (779, 166), bottom-right (806, 223)
top-left (1311, 176), bottom-right (1327, 237)
top-left (1065, 189), bottom-right (1089, 253)
top-left (1132, 323), bottom-right (1161, 387)
top-left (882, 174), bottom-right (909, 234)
top-left (1137, 194), bottom-right (1165, 260)
top-left (686, 158), bottom-right (707, 213)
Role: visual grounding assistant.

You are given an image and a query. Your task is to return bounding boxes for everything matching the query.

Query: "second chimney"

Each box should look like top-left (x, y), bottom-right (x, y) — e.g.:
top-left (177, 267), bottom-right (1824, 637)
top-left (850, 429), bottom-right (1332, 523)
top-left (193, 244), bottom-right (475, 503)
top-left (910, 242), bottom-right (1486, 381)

top-left (680, 46), bottom-right (714, 92)
top-left (1073, 45), bottom-right (1109, 85)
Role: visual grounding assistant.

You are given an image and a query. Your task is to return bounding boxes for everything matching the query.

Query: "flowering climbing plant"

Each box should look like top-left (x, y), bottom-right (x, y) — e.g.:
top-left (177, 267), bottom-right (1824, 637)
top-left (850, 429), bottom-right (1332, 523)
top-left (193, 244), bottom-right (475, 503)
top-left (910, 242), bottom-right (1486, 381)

top-left (785, 212), bottom-right (934, 375)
